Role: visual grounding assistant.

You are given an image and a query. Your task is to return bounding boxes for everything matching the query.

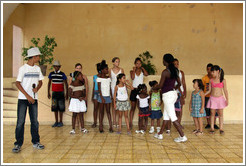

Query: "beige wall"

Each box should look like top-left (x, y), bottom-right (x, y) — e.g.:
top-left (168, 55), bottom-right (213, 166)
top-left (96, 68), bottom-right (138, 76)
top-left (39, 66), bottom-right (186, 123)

top-left (3, 4), bottom-right (25, 77)
top-left (3, 3), bottom-right (243, 77)
top-left (3, 74), bottom-right (243, 125)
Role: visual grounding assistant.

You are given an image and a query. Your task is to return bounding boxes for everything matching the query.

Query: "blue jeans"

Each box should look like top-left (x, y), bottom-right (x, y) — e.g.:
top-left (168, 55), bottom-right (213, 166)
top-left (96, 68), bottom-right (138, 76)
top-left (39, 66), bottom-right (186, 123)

top-left (14, 99), bottom-right (40, 146)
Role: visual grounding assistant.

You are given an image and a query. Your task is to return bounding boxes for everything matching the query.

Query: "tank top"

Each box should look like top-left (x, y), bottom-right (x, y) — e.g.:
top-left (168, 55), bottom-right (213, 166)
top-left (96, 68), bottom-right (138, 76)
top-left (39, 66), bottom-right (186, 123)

top-left (116, 85), bottom-right (128, 101)
top-left (151, 91), bottom-right (161, 111)
top-left (175, 70), bottom-right (184, 93)
top-left (211, 79), bottom-right (224, 88)
top-left (132, 72), bottom-right (144, 88)
top-left (111, 69), bottom-right (122, 89)
top-left (161, 70), bottom-right (176, 94)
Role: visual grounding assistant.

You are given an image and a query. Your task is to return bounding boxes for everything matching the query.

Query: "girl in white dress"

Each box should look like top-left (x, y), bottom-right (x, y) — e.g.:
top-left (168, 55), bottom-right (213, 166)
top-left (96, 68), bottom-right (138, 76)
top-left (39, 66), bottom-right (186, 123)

top-left (109, 57), bottom-right (124, 128)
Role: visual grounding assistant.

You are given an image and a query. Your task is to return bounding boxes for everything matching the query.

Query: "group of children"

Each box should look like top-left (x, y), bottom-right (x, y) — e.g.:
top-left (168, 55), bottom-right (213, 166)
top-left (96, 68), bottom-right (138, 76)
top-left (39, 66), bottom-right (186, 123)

top-left (47, 58), bottom-right (229, 138)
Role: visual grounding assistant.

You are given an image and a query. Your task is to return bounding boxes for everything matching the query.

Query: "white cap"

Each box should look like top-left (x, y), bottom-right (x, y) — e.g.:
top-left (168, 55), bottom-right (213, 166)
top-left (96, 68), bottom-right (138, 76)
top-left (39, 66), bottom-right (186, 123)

top-left (26, 47), bottom-right (41, 58)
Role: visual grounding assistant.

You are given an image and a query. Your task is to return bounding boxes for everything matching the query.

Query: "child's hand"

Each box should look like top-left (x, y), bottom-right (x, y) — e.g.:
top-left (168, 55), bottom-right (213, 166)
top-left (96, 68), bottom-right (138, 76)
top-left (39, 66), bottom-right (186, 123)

top-left (126, 80), bottom-right (131, 84)
top-left (101, 97), bottom-right (105, 103)
top-left (200, 108), bottom-right (204, 114)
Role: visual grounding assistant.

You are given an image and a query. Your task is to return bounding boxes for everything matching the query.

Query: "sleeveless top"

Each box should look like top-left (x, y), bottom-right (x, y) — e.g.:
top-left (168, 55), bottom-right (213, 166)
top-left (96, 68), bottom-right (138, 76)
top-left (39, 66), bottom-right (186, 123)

top-left (175, 70), bottom-right (184, 93)
top-left (93, 75), bottom-right (99, 91)
top-left (191, 90), bottom-right (203, 111)
top-left (151, 91), bottom-right (161, 111)
top-left (116, 85), bottom-right (128, 101)
top-left (132, 72), bottom-right (144, 88)
top-left (161, 70), bottom-right (176, 94)
top-left (111, 69), bottom-right (122, 89)
top-left (211, 79), bottom-right (224, 88)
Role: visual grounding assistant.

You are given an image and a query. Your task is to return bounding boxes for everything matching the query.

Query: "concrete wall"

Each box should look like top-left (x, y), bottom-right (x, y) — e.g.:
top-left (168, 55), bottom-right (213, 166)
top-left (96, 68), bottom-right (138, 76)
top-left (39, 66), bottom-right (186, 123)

top-left (3, 3), bottom-right (243, 77)
top-left (4, 74), bottom-right (243, 125)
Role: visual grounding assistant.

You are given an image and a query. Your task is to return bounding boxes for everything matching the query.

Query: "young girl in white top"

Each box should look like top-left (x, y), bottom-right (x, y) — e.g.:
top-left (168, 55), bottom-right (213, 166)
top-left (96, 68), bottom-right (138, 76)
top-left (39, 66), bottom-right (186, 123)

top-left (129, 58), bottom-right (148, 129)
top-left (113, 73), bottom-right (134, 135)
top-left (135, 84), bottom-right (151, 134)
top-left (68, 71), bottom-right (88, 134)
top-left (97, 60), bottom-right (113, 133)
top-left (109, 57), bottom-right (124, 128)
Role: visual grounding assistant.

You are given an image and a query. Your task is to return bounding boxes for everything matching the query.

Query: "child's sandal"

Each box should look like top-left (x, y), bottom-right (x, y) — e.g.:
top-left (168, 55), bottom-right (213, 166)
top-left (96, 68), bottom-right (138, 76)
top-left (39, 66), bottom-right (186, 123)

top-left (196, 131), bottom-right (203, 135)
top-left (81, 128), bottom-right (89, 133)
top-left (209, 130), bottom-right (215, 134)
top-left (193, 129), bottom-right (199, 134)
top-left (220, 130), bottom-right (225, 135)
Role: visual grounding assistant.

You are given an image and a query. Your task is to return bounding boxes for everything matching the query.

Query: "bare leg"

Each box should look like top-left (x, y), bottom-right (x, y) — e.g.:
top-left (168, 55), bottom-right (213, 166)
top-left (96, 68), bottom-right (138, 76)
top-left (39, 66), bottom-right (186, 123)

top-left (92, 99), bottom-right (99, 127)
top-left (59, 112), bottom-right (63, 123)
top-left (79, 112), bottom-right (84, 129)
top-left (166, 120), bottom-right (171, 130)
top-left (112, 99), bottom-right (116, 126)
top-left (129, 101), bottom-right (136, 129)
top-left (173, 120), bottom-right (184, 137)
top-left (138, 117), bottom-right (143, 130)
top-left (158, 120), bottom-right (168, 134)
top-left (99, 103), bottom-right (104, 132)
top-left (118, 111), bottom-right (123, 132)
top-left (124, 111), bottom-right (130, 132)
top-left (151, 119), bottom-right (154, 126)
top-left (105, 103), bottom-right (113, 132)
top-left (157, 119), bottom-right (161, 127)
top-left (144, 117), bottom-right (148, 131)
top-left (72, 113), bottom-right (77, 130)
top-left (198, 117), bottom-right (203, 132)
top-left (217, 109), bottom-right (224, 130)
top-left (193, 117), bottom-right (199, 131)
top-left (176, 111), bottom-right (181, 124)
top-left (210, 109), bottom-right (216, 131)
top-left (54, 112), bottom-right (58, 123)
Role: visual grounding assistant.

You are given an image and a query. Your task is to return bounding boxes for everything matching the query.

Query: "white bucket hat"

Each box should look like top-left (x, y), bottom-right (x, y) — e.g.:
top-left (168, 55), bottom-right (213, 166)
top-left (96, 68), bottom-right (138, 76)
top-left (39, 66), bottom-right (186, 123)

top-left (26, 47), bottom-right (41, 58)
top-left (53, 60), bottom-right (61, 66)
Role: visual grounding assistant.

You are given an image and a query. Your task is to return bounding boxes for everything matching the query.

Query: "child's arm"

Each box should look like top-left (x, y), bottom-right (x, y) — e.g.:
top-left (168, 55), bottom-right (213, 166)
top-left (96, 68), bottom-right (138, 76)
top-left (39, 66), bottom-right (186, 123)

top-left (98, 82), bottom-right (105, 103)
top-left (47, 79), bottom-right (51, 99)
top-left (68, 76), bottom-right (73, 85)
top-left (113, 86), bottom-right (118, 110)
top-left (92, 80), bottom-right (95, 102)
top-left (174, 76), bottom-right (181, 92)
top-left (181, 70), bottom-right (187, 99)
top-left (199, 91), bottom-right (205, 114)
top-left (204, 80), bottom-right (212, 96)
top-left (141, 67), bottom-right (149, 76)
top-left (189, 93), bottom-right (192, 113)
top-left (125, 80), bottom-right (134, 90)
top-left (16, 81), bottom-right (35, 104)
top-left (148, 96), bottom-right (151, 110)
top-left (160, 90), bottom-right (163, 106)
top-left (223, 79), bottom-right (229, 105)
top-left (130, 67), bottom-right (136, 80)
top-left (83, 75), bottom-right (89, 102)
top-left (64, 79), bottom-right (69, 100)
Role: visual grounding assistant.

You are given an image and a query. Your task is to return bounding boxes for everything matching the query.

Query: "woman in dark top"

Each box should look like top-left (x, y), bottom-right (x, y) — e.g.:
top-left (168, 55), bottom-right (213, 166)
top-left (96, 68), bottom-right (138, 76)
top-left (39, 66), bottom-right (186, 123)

top-left (152, 53), bottom-right (187, 143)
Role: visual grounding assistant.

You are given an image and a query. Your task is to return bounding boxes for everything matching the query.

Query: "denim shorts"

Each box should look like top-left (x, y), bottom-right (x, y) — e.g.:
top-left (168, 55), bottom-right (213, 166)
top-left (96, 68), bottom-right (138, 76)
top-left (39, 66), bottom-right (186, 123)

top-left (93, 91), bottom-right (100, 100)
top-left (97, 96), bottom-right (112, 104)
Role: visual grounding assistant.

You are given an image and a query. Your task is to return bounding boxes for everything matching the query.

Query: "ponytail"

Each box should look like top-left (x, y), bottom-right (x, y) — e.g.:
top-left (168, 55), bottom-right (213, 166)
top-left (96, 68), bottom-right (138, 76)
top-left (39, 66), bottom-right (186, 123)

top-left (163, 54), bottom-right (178, 79)
top-left (220, 68), bottom-right (224, 83)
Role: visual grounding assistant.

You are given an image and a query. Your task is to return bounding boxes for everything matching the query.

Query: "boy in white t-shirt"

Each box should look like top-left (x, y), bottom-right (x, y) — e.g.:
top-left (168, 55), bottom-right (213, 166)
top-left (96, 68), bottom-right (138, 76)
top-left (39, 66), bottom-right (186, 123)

top-left (12, 47), bottom-right (45, 153)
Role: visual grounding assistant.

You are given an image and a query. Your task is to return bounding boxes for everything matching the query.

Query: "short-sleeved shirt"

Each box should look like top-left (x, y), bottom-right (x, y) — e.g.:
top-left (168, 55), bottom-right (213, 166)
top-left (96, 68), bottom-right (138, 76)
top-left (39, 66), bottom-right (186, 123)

top-left (48, 70), bottom-right (67, 92)
top-left (202, 75), bottom-right (210, 97)
top-left (136, 95), bottom-right (150, 108)
top-left (97, 77), bottom-right (111, 97)
top-left (16, 64), bottom-right (44, 100)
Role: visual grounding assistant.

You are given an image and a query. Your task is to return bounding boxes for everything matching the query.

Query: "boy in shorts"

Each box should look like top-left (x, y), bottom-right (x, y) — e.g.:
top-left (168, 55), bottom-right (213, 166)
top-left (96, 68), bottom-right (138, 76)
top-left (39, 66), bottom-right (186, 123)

top-left (48, 60), bottom-right (68, 127)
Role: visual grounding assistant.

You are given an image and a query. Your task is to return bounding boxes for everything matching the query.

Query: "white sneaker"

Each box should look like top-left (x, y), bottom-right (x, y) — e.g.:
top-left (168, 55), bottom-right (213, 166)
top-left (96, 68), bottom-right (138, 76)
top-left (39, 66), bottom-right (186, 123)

top-left (156, 127), bottom-right (161, 133)
top-left (70, 129), bottom-right (75, 134)
top-left (140, 130), bottom-right (145, 134)
top-left (135, 130), bottom-right (141, 134)
top-left (174, 135), bottom-right (187, 143)
top-left (166, 130), bottom-right (171, 134)
top-left (149, 126), bottom-right (154, 134)
top-left (154, 133), bottom-right (158, 138)
top-left (154, 133), bottom-right (163, 139)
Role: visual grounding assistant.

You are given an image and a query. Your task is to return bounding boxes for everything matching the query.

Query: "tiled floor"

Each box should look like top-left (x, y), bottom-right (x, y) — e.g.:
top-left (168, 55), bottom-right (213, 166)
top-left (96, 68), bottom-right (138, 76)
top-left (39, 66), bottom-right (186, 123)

top-left (3, 124), bottom-right (244, 163)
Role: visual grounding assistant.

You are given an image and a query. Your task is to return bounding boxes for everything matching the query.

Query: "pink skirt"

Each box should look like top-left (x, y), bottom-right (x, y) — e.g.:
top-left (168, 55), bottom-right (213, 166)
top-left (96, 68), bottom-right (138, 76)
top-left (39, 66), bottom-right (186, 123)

top-left (206, 96), bottom-right (227, 109)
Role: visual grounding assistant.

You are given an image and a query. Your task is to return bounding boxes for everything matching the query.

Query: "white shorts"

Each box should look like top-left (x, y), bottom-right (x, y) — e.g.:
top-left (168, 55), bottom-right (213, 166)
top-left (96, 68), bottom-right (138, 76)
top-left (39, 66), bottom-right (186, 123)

top-left (162, 91), bottom-right (178, 122)
top-left (69, 98), bottom-right (87, 113)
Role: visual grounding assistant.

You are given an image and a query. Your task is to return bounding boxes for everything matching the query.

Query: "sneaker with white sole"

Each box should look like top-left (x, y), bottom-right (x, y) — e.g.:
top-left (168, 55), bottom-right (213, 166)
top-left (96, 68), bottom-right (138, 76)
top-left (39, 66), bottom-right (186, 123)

top-left (166, 130), bottom-right (171, 134)
top-left (33, 142), bottom-right (45, 149)
top-left (174, 135), bottom-right (187, 143)
top-left (156, 127), bottom-right (161, 133)
top-left (70, 129), bottom-right (76, 134)
top-left (149, 126), bottom-right (154, 134)
top-left (12, 145), bottom-right (21, 153)
top-left (135, 130), bottom-right (141, 134)
top-left (154, 133), bottom-right (163, 139)
top-left (140, 130), bottom-right (145, 134)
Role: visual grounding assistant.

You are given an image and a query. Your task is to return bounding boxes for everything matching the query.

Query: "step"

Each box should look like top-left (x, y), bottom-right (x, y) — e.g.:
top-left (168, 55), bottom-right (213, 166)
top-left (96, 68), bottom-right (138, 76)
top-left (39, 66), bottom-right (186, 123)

top-left (3, 96), bottom-right (18, 104)
top-left (3, 110), bottom-right (17, 118)
top-left (3, 78), bottom-right (16, 89)
top-left (11, 82), bottom-right (18, 91)
top-left (3, 103), bottom-right (17, 110)
top-left (3, 118), bottom-right (17, 125)
top-left (3, 89), bottom-right (18, 97)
